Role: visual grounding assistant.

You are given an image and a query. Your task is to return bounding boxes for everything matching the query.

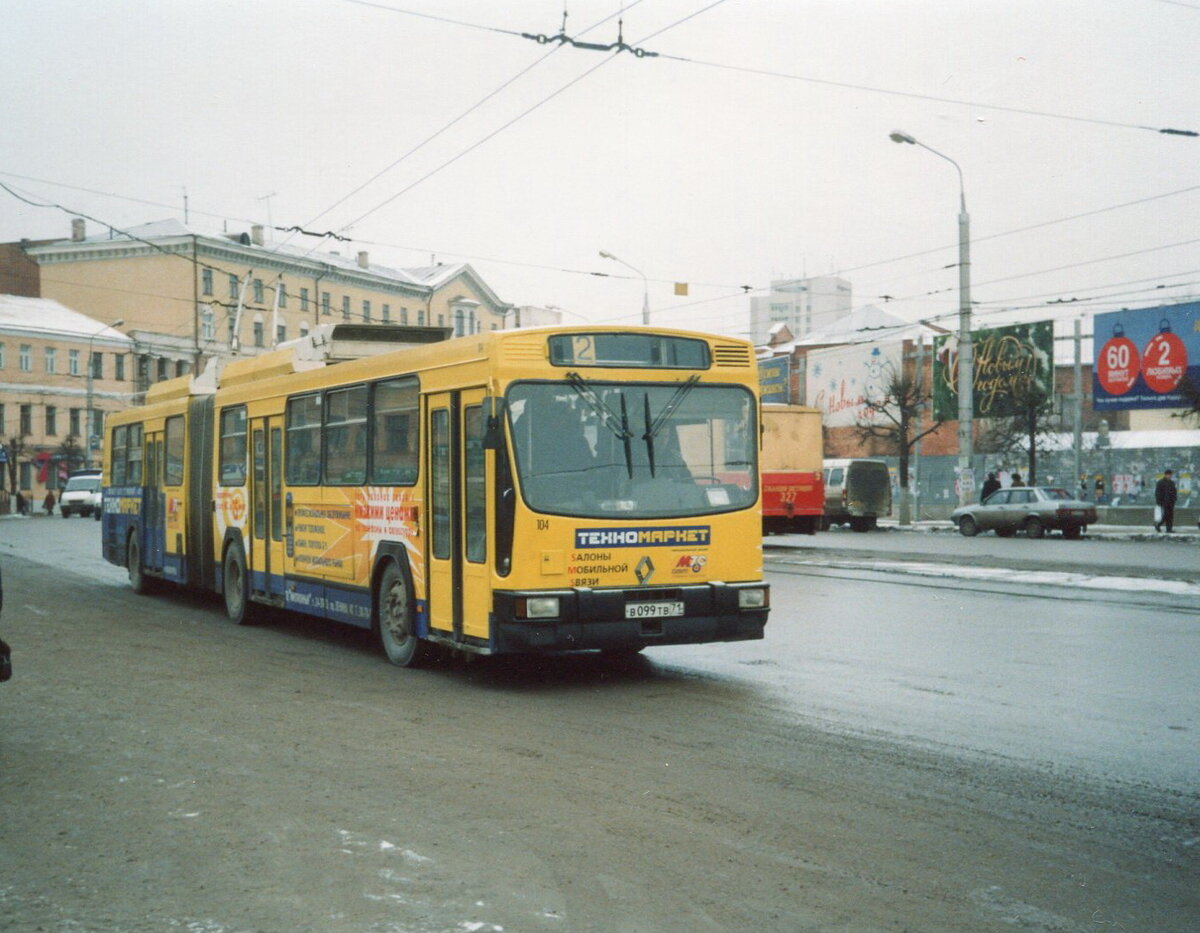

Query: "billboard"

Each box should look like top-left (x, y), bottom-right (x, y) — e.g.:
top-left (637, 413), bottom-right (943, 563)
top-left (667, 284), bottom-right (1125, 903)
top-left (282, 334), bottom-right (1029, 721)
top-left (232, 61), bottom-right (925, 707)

top-left (933, 321), bottom-right (1053, 421)
top-left (1092, 302), bottom-right (1200, 410)
top-left (805, 342), bottom-right (902, 428)
top-left (757, 356), bottom-right (791, 404)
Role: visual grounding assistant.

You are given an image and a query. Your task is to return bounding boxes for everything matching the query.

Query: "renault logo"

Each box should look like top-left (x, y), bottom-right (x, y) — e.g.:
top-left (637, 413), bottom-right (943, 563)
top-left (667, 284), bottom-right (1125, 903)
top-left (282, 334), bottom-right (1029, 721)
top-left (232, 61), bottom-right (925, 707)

top-left (634, 556), bottom-right (655, 585)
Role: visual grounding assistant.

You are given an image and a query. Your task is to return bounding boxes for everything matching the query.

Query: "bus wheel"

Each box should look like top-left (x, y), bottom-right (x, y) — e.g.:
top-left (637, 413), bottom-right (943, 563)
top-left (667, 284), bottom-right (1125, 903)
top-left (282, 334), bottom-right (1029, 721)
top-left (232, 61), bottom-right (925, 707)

top-left (377, 560), bottom-right (431, 668)
top-left (223, 541), bottom-right (251, 625)
top-left (127, 533), bottom-right (153, 595)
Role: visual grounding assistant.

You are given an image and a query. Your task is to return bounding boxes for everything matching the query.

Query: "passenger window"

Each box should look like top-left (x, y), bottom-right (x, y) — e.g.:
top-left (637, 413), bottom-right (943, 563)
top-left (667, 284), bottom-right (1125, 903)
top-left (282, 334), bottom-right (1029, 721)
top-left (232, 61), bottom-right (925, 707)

top-left (165, 415), bottom-right (185, 486)
top-left (324, 385), bottom-right (367, 485)
top-left (219, 406), bottom-right (247, 486)
top-left (286, 394), bottom-right (322, 485)
top-left (111, 425), bottom-right (128, 486)
top-left (371, 378), bottom-right (419, 485)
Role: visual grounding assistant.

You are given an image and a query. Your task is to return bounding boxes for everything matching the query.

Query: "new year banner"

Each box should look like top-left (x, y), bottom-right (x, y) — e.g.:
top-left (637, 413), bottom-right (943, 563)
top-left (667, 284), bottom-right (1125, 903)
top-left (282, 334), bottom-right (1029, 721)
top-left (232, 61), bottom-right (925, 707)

top-left (933, 321), bottom-right (1053, 422)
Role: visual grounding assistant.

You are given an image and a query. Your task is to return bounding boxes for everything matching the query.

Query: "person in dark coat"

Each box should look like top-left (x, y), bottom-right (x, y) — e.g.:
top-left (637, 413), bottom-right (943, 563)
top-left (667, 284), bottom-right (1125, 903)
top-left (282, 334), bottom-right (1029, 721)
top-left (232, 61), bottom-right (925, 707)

top-left (1154, 469), bottom-right (1177, 533)
top-left (1010, 472), bottom-right (1024, 487)
top-left (980, 472), bottom-right (1002, 502)
top-left (43, 490), bottom-right (56, 516)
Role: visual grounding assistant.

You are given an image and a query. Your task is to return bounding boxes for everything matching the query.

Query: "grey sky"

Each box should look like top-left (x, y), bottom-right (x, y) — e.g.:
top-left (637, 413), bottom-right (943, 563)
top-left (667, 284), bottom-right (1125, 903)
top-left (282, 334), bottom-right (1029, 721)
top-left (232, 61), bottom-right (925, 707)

top-left (2, 0), bottom-right (1196, 340)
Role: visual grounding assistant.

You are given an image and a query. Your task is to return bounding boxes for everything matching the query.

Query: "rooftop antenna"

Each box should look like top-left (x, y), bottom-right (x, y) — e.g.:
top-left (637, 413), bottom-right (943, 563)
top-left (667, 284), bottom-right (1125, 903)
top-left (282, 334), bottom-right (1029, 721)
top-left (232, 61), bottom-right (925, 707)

top-left (181, 186), bottom-right (189, 224)
top-left (257, 191), bottom-right (277, 233)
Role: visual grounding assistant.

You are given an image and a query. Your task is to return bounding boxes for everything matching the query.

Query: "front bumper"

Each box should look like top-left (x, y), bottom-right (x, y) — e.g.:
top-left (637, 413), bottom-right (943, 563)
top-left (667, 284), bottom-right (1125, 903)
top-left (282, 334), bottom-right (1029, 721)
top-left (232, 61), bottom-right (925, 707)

top-left (491, 582), bottom-right (768, 653)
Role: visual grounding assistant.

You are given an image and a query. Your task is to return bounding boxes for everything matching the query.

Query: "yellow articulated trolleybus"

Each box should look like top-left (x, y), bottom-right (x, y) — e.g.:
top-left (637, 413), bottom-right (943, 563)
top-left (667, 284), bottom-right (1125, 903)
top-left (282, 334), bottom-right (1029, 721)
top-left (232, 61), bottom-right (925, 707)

top-left (102, 324), bottom-right (769, 666)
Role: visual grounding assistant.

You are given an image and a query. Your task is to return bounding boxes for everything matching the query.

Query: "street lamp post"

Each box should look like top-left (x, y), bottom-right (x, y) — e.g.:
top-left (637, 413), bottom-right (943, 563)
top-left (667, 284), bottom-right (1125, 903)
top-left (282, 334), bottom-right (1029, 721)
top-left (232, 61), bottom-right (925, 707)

top-left (599, 251), bottom-right (650, 325)
top-left (85, 318), bottom-right (124, 469)
top-left (890, 130), bottom-right (974, 504)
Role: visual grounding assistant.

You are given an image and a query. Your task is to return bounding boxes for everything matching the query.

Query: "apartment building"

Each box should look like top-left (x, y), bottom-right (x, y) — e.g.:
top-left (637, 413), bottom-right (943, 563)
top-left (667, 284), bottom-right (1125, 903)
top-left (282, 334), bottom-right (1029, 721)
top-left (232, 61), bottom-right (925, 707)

top-left (11, 218), bottom-right (511, 395)
top-left (0, 294), bottom-right (133, 502)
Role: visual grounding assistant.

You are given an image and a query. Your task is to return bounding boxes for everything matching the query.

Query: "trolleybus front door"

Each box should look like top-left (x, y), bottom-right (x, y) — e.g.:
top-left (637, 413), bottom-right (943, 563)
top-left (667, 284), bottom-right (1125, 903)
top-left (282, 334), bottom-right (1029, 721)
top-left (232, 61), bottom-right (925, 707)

top-left (249, 416), bottom-right (285, 601)
top-left (427, 389), bottom-right (490, 645)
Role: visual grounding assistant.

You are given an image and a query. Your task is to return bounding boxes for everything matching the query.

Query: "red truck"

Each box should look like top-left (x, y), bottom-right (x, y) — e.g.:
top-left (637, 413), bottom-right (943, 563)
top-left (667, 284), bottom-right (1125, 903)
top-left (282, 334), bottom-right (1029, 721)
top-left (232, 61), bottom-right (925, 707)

top-left (760, 404), bottom-right (824, 535)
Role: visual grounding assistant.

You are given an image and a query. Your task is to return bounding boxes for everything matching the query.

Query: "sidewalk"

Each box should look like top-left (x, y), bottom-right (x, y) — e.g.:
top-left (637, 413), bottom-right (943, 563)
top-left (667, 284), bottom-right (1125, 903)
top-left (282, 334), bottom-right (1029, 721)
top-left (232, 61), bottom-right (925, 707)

top-left (877, 518), bottom-right (1200, 542)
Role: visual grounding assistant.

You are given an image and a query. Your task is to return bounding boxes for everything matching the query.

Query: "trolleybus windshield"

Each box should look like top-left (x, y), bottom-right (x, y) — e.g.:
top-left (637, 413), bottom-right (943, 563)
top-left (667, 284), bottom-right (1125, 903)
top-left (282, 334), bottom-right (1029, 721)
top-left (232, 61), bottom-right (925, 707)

top-left (506, 380), bottom-right (756, 519)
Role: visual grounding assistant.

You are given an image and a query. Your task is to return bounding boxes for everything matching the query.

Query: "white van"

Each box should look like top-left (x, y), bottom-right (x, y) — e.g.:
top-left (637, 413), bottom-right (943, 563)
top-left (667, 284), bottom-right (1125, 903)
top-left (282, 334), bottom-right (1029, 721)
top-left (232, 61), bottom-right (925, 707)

top-left (823, 459), bottom-right (892, 531)
top-left (59, 469), bottom-right (103, 520)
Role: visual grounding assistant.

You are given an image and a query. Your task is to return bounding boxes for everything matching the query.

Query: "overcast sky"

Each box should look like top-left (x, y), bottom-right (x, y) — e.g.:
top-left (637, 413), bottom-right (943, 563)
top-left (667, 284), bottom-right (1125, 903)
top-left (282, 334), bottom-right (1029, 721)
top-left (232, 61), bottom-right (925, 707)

top-left (2, 0), bottom-right (1196, 341)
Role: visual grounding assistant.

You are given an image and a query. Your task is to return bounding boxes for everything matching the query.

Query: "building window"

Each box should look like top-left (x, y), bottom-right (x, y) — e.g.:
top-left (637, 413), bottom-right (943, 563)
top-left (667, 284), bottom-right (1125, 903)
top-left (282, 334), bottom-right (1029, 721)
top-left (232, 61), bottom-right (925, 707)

top-left (69, 349), bottom-right (81, 376)
top-left (253, 320), bottom-right (264, 348)
top-left (157, 358), bottom-right (169, 381)
top-left (202, 268), bottom-right (213, 295)
top-left (342, 296), bottom-right (351, 322)
top-left (278, 283), bottom-right (287, 308)
top-left (362, 300), bottom-right (371, 322)
top-left (20, 404), bottom-right (32, 435)
top-left (45, 405), bottom-right (57, 436)
top-left (90, 352), bottom-right (102, 380)
top-left (229, 273), bottom-right (239, 299)
top-left (115, 354), bottom-right (125, 381)
top-left (0, 342), bottom-right (4, 369)
top-left (299, 321), bottom-right (310, 336)
top-left (300, 287), bottom-right (310, 312)
top-left (417, 310), bottom-right (425, 326)
top-left (382, 303), bottom-right (390, 323)
top-left (44, 347), bottom-right (57, 374)
top-left (276, 324), bottom-right (286, 344)
top-left (20, 345), bottom-right (32, 371)
top-left (400, 308), bottom-right (408, 325)
top-left (201, 305), bottom-right (215, 341)
top-left (90, 409), bottom-right (104, 441)
top-left (253, 278), bottom-right (264, 303)
top-left (437, 314), bottom-right (444, 327)
top-left (228, 317), bottom-right (236, 342)
top-left (321, 292), bottom-right (331, 315)
top-left (70, 408), bottom-right (81, 437)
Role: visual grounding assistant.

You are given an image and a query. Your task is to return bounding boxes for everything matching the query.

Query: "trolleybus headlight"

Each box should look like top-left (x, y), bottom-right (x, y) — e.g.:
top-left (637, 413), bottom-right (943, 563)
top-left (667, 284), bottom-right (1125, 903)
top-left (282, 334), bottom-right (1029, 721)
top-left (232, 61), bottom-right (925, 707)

top-left (517, 596), bottom-right (560, 619)
top-left (737, 587), bottom-right (768, 610)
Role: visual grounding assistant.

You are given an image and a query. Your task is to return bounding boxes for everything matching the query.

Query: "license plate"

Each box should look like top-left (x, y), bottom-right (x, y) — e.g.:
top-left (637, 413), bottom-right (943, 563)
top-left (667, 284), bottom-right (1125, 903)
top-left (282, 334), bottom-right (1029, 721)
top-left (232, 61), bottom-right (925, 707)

top-left (625, 600), bottom-right (684, 620)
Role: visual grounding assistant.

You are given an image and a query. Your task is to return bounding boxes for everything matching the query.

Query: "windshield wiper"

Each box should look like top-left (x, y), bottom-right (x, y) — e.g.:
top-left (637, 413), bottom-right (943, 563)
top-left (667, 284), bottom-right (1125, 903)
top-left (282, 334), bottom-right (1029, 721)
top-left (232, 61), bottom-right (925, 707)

top-left (565, 372), bottom-right (634, 478)
top-left (641, 376), bottom-right (700, 477)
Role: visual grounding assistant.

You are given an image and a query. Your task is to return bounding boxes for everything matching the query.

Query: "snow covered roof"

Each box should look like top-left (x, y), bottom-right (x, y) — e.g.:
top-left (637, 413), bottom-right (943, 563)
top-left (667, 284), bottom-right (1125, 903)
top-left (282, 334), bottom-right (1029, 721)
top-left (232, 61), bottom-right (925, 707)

top-left (0, 294), bottom-right (132, 345)
top-left (767, 304), bottom-right (944, 353)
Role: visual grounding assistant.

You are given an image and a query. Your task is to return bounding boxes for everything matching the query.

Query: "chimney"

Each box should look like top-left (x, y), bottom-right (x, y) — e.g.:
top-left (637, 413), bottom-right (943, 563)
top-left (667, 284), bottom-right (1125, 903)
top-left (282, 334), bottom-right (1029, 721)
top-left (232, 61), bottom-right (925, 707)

top-left (357, 251), bottom-right (369, 269)
top-left (251, 224), bottom-right (264, 246)
top-left (71, 218), bottom-right (86, 241)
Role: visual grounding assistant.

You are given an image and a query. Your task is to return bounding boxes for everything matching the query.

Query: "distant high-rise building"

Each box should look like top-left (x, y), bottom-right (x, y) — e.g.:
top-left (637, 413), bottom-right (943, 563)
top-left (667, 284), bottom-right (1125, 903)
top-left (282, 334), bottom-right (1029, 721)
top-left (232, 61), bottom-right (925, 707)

top-left (749, 275), bottom-right (852, 346)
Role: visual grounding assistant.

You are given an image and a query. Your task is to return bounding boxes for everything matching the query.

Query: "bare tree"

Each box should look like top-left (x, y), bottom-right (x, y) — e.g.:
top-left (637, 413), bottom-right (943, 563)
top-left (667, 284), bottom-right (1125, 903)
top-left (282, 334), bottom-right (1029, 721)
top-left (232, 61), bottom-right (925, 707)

top-left (1171, 374), bottom-right (1200, 425)
top-left (976, 380), bottom-right (1061, 484)
top-left (854, 364), bottom-right (943, 521)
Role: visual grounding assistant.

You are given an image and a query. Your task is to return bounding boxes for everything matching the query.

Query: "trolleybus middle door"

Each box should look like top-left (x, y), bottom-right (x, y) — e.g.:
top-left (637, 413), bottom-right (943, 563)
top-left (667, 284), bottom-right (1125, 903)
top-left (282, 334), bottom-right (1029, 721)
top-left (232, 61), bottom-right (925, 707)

top-left (427, 389), bottom-right (491, 644)
top-left (249, 416), bottom-right (285, 601)
top-left (144, 430), bottom-right (164, 572)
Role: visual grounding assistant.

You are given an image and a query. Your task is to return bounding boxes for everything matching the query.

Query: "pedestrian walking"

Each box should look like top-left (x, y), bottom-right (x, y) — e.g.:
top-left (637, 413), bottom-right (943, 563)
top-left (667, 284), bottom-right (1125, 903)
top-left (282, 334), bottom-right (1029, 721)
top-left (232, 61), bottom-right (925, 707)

top-left (981, 472), bottom-right (1001, 502)
top-left (43, 490), bottom-right (56, 516)
top-left (1154, 469), bottom-right (1177, 533)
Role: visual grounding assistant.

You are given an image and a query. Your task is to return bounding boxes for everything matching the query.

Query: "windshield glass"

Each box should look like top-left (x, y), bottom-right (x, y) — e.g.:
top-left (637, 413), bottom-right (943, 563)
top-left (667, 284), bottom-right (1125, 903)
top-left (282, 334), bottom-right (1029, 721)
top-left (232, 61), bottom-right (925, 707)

top-left (1041, 487), bottom-right (1073, 500)
top-left (64, 475), bottom-right (100, 492)
top-left (507, 380), bottom-right (757, 519)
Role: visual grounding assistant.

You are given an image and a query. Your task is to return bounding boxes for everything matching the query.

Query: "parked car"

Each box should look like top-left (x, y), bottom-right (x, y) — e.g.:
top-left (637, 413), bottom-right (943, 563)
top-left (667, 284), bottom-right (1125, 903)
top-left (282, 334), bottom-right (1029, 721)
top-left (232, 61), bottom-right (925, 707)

top-left (823, 458), bottom-right (892, 531)
top-left (59, 469), bottom-right (103, 520)
top-left (951, 486), bottom-right (1097, 539)
top-left (1, 561), bottom-right (10, 682)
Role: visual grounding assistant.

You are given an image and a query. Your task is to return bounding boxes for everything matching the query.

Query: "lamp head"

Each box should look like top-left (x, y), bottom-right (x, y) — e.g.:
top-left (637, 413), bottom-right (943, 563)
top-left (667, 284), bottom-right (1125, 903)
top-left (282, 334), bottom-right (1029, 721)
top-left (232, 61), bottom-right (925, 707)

top-left (889, 131), bottom-right (917, 145)
top-left (599, 251), bottom-right (614, 260)
top-left (111, 319), bottom-right (125, 328)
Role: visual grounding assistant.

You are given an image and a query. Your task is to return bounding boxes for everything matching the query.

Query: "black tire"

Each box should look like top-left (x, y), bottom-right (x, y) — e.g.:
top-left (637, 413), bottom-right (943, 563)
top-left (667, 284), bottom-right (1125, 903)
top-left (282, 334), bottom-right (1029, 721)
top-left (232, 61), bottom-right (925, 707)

top-left (376, 560), bottom-right (432, 667)
top-left (222, 540), bottom-right (251, 625)
top-left (958, 515), bottom-right (979, 537)
top-left (1024, 516), bottom-right (1045, 539)
top-left (1063, 525), bottom-right (1082, 540)
top-left (850, 517), bottom-right (869, 533)
top-left (127, 533), bottom-right (153, 594)
top-left (61, 510), bottom-right (70, 519)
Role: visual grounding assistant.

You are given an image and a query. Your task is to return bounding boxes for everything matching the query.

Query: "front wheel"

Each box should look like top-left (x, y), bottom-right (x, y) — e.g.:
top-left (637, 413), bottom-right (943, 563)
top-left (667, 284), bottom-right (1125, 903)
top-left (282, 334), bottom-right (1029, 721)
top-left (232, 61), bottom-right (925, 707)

top-left (958, 515), bottom-right (979, 537)
top-left (223, 541), bottom-right (251, 625)
top-left (376, 560), bottom-right (433, 667)
top-left (1024, 516), bottom-right (1045, 539)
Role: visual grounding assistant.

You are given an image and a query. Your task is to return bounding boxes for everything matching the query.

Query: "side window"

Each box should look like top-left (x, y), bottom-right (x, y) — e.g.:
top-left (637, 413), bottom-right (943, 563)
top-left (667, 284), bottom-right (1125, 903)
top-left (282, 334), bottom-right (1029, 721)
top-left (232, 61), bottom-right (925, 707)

top-left (164, 415), bottom-right (185, 486)
top-left (324, 386), bottom-right (367, 485)
top-left (127, 424), bottom-right (144, 485)
top-left (431, 409), bottom-right (451, 561)
top-left (371, 377), bottom-right (419, 485)
top-left (989, 490), bottom-right (1009, 505)
top-left (286, 394), bottom-right (322, 485)
top-left (219, 406), bottom-right (247, 486)
top-left (829, 467), bottom-right (844, 486)
top-left (111, 425), bottom-right (128, 486)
